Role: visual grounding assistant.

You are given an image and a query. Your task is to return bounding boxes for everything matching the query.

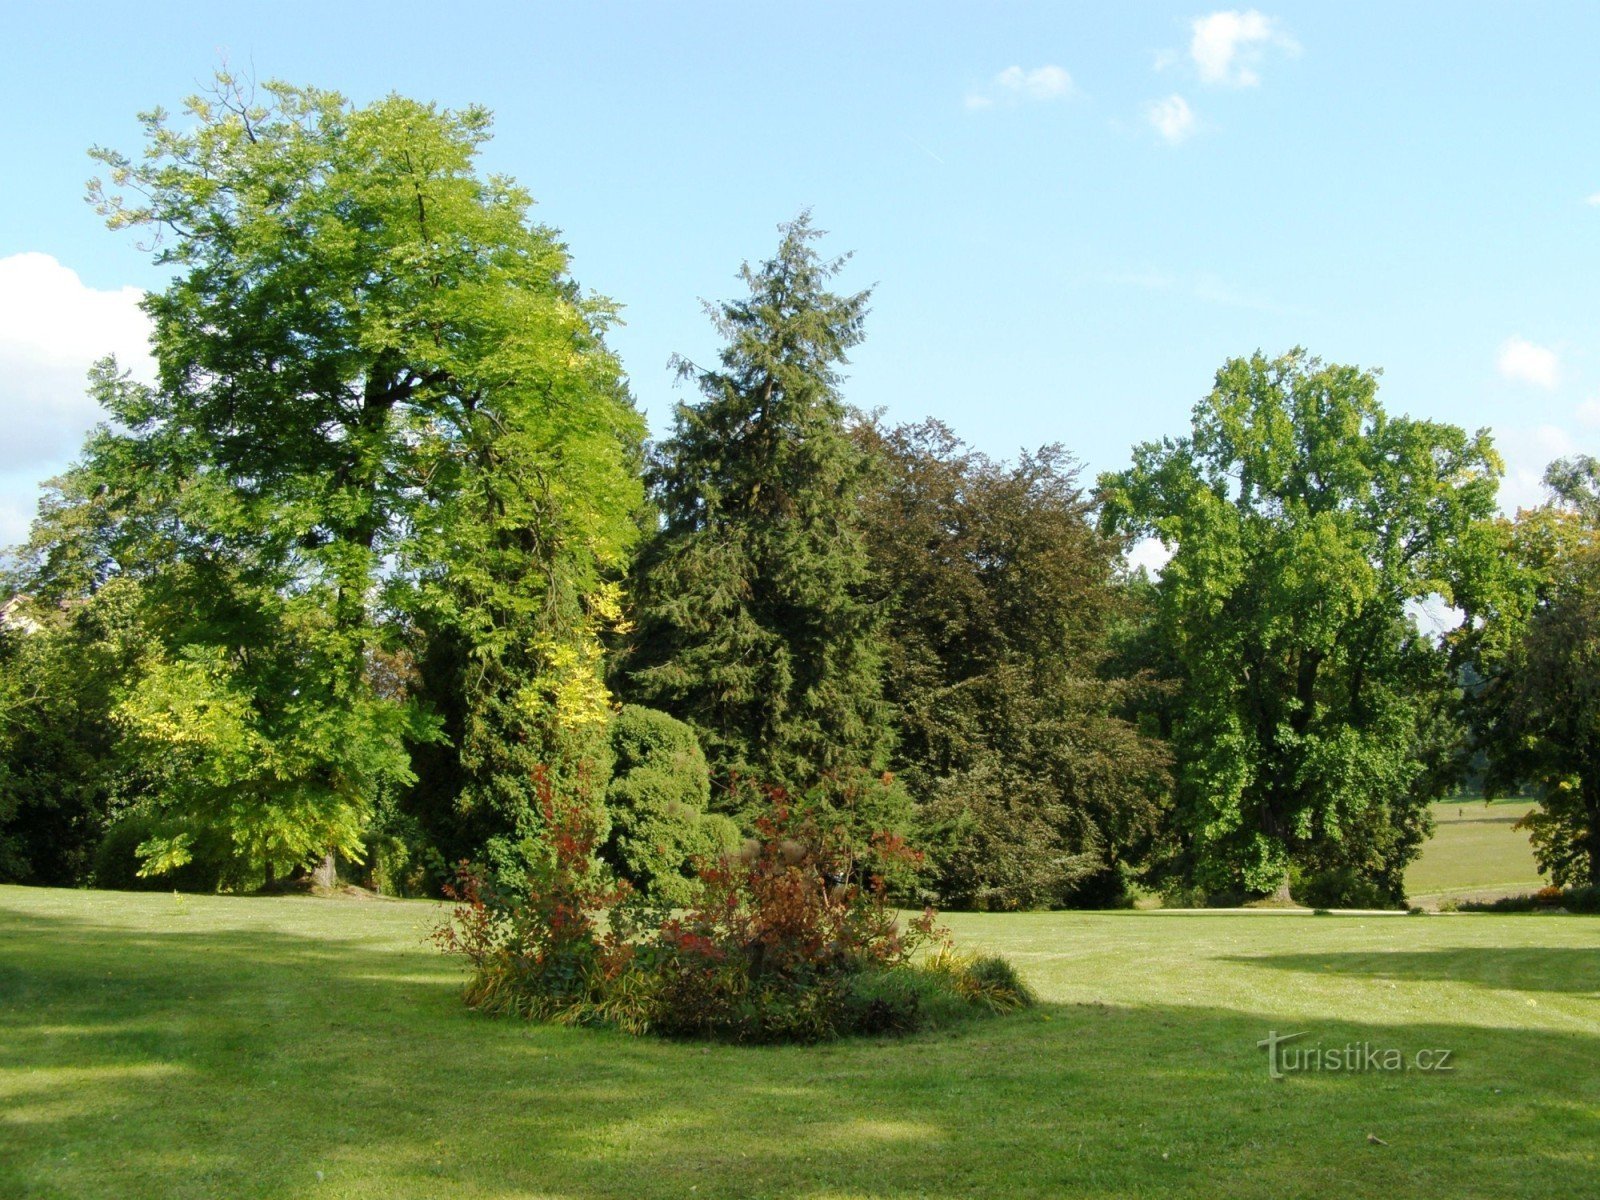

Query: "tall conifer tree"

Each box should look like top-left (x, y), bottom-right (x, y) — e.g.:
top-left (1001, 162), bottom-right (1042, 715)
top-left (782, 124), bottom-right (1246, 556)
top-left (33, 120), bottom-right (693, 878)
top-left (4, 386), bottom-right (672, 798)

top-left (623, 216), bottom-right (890, 810)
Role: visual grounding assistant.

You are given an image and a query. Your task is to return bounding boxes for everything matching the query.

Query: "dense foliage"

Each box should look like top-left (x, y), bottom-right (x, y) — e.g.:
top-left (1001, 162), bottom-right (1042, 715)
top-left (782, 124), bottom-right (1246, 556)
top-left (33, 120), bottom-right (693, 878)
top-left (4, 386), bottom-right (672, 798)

top-left (1474, 458), bottom-right (1600, 886)
top-left (859, 420), bottom-right (1169, 908)
top-left (10, 74), bottom-right (642, 885)
top-left (1098, 350), bottom-right (1503, 905)
top-left (4, 72), bottom-right (1593, 926)
top-left (602, 705), bottom-right (740, 904)
top-left (0, 584), bottom-right (143, 883)
top-left (620, 216), bottom-right (894, 830)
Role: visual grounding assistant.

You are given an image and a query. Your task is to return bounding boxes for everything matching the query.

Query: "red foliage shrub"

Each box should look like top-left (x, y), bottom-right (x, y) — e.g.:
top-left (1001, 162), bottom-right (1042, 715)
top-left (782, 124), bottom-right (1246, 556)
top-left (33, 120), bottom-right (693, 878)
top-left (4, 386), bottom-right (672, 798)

top-left (432, 767), bottom-right (633, 1017)
top-left (436, 775), bottom-right (1029, 1040)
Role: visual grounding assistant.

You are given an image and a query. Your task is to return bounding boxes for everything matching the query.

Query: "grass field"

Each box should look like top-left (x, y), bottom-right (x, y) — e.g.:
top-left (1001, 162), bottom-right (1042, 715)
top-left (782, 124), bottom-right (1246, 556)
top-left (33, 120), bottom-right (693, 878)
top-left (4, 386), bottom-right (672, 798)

top-left (1405, 798), bottom-right (1545, 904)
top-left (2, 887), bottom-right (1596, 1199)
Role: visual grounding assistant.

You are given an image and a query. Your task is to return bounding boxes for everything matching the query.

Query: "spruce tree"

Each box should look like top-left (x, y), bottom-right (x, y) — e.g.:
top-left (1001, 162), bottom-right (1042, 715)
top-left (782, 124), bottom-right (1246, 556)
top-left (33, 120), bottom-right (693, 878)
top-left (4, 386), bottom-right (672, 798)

top-left (623, 216), bottom-right (891, 813)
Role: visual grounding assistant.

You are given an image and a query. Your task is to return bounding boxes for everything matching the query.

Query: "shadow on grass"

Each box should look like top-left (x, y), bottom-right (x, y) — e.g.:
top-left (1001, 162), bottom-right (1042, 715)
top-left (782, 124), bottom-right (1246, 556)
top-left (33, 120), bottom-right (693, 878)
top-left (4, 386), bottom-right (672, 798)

top-left (1222, 948), bottom-right (1600, 996)
top-left (1, 902), bottom-right (1597, 1200)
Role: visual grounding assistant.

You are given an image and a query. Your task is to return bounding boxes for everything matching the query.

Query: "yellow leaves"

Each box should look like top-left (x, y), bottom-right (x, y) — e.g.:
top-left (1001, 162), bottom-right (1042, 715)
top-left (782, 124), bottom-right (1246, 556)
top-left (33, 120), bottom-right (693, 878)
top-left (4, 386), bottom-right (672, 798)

top-left (114, 651), bottom-right (259, 758)
top-left (515, 582), bottom-right (632, 735)
top-left (586, 579), bottom-right (632, 636)
top-left (519, 634), bottom-right (612, 734)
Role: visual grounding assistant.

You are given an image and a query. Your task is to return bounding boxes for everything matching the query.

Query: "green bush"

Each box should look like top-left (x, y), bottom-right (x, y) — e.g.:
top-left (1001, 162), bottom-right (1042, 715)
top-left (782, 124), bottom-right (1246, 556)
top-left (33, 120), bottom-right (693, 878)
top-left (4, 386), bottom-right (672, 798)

top-left (357, 797), bottom-right (442, 897)
top-left (1459, 885), bottom-right (1600, 913)
top-left (91, 814), bottom-right (252, 893)
top-left (1291, 865), bottom-right (1402, 911)
top-left (603, 706), bottom-right (736, 904)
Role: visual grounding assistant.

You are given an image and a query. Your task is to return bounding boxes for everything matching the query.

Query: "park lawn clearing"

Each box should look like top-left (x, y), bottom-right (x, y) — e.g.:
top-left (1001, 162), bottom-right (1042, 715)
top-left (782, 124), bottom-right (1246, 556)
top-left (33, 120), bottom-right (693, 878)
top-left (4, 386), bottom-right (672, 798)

top-left (1406, 798), bottom-right (1545, 904)
top-left (1, 886), bottom-right (1596, 1199)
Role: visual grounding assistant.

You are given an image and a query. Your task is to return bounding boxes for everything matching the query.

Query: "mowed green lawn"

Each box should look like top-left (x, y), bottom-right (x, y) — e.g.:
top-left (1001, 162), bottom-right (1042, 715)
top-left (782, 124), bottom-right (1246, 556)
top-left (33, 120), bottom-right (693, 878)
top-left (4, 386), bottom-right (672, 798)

top-left (1406, 798), bottom-right (1544, 902)
top-left (1, 887), bottom-right (1596, 1199)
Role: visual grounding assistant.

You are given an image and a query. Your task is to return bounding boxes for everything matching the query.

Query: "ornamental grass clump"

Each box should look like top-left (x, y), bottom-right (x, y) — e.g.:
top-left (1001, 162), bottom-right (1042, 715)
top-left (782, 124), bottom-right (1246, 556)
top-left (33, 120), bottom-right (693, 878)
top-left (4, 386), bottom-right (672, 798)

top-left (435, 786), bottom-right (1033, 1041)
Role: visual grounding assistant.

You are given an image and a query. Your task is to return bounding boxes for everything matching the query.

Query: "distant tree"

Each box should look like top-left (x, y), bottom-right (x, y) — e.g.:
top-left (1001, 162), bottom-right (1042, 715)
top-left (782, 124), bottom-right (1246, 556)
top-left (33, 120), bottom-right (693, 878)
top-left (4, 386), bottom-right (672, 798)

top-left (1476, 459), bottom-right (1600, 885)
top-left (621, 215), bottom-right (895, 831)
top-left (860, 420), bottom-right (1170, 908)
top-left (17, 73), bottom-right (644, 884)
top-left (1541, 454), bottom-right (1600, 520)
top-left (1099, 350), bottom-right (1503, 904)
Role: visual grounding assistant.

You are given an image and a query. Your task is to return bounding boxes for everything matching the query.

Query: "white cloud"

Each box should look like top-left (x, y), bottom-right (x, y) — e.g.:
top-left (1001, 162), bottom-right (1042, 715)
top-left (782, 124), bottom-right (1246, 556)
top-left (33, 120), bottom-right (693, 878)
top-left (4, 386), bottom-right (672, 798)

top-left (0, 253), bottom-right (153, 471)
top-left (1495, 423), bottom-right (1576, 515)
top-left (1189, 10), bottom-right (1299, 87)
top-left (1577, 395), bottom-right (1600, 427)
top-left (1126, 537), bottom-right (1174, 576)
top-left (1496, 335), bottom-right (1560, 389)
top-left (966, 65), bottom-right (1074, 110)
top-left (1586, 192), bottom-right (1600, 206)
top-left (1146, 94), bottom-right (1197, 143)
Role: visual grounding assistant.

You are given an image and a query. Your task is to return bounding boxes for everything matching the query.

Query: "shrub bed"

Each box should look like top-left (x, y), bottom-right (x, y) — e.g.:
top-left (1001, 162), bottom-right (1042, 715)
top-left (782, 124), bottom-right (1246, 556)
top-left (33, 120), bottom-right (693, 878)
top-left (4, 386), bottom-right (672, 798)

top-left (435, 784), bottom-right (1033, 1042)
top-left (1456, 885), bottom-right (1600, 913)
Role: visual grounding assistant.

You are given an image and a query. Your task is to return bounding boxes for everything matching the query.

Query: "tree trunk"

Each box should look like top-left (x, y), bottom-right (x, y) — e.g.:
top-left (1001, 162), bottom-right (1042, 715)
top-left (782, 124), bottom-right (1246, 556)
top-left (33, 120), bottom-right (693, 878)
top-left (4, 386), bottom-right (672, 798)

top-left (1584, 773), bottom-right (1600, 888)
top-left (1267, 872), bottom-right (1296, 906)
top-left (311, 852), bottom-right (338, 890)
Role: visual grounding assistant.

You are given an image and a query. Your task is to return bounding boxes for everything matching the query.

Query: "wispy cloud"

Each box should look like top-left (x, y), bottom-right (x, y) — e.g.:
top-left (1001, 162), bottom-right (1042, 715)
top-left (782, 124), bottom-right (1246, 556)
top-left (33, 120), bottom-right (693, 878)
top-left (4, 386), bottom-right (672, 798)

top-left (1188, 10), bottom-right (1299, 87)
top-left (1496, 336), bottom-right (1560, 389)
top-left (1586, 192), bottom-right (1600, 206)
top-left (1576, 395), bottom-right (1600, 426)
top-left (1146, 94), bottom-right (1197, 143)
top-left (1495, 422), bottom-right (1576, 514)
top-left (1102, 268), bottom-right (1290, 314)
top-left (966, 65), bottom-right (1074, 110)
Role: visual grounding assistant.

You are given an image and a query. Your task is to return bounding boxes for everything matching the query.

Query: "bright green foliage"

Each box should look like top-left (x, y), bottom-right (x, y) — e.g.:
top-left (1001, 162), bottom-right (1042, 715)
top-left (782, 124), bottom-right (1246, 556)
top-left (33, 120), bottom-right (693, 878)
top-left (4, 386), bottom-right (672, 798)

top-left (1478, 461), bottom-right (1600, 885)
top-left (1099, 350), bottom-right (1503, 903)
top-left (860, 420), bottom-right (1171, 909)
top-left (622, 215), bottom-right (891, 813)
top-left (18, 74), bottom-right (643, 881)
top-left (112, 588), bottom-right (424, 878)
top-left (603, 705), bottom-right (738, 904)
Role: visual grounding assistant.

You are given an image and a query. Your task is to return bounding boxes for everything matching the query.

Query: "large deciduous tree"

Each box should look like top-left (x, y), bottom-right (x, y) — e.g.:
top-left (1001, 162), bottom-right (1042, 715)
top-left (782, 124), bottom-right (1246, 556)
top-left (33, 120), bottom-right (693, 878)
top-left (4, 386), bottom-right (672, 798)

top-left (1476, 458), bottom-right (1600, 886)
top-left (859, 420), bottom-right (1171, 909)
top-left (1098, 350), bottom-right (1502, 905)
top-left (20, 74), bottom-right (644, 882)
top-left (620, 215), bottom-right (893, 824)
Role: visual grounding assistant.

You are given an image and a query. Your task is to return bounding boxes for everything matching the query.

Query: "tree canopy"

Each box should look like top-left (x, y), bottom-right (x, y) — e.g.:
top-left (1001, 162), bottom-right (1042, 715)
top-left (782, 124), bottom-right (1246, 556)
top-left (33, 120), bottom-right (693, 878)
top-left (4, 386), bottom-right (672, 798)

top-left (1098, 349), bottom-right (1503, 903)
top-left (859, 419), bottom-right (1169, 908)
top-left (621, 215), bottom-right (891, 817)
top-left (17, 73), bottom-right (645, 881)
top-left (1475, 458), bottom-right (1600, 885)
top-left (7, 72), bottom-right (1592, 914)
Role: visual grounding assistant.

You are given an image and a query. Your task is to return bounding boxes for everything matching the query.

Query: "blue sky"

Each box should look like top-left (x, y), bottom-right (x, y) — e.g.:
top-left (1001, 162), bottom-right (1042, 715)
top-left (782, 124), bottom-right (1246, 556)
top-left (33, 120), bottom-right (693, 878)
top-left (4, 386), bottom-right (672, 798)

top-left (3, 2), bottom-right (1597, 554)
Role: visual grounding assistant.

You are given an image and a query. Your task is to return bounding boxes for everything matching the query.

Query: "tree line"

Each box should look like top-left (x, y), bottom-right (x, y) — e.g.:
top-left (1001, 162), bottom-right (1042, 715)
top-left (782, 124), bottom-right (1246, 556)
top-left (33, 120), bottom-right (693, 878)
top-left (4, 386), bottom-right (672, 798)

top-left (1, 77), bottom-right (1594, 908)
